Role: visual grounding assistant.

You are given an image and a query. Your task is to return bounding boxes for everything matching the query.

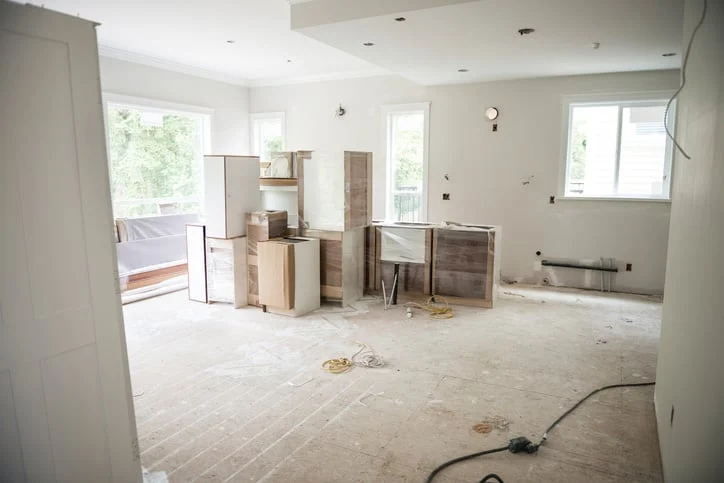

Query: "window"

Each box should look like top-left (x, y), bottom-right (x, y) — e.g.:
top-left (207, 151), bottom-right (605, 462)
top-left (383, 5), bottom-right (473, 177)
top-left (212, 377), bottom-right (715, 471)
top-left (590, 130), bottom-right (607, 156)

top-left (251, 112), bottom-right (285, 165)
top-left (104, 95), bottom-right (211, 218)
top-left (563, 97), bottom-right (674, 200)
top-left (383, 103), bottom-right (430, 221)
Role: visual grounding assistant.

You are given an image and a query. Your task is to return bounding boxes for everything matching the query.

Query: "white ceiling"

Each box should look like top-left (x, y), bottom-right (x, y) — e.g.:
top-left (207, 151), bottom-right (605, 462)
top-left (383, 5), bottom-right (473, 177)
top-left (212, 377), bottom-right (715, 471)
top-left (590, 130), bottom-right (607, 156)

top-left (30, 0), bottom-right (387, 86)
top-left (29, 0), bottom-right (683, 87)
top-left (293, 0), bottom-right (685, 85)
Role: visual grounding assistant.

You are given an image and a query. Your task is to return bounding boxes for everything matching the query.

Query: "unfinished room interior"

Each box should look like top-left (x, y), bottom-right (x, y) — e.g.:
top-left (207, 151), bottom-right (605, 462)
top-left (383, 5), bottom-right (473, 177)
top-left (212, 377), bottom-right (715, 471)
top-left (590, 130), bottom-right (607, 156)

top-left (1, 0), bottom-right (723, 481)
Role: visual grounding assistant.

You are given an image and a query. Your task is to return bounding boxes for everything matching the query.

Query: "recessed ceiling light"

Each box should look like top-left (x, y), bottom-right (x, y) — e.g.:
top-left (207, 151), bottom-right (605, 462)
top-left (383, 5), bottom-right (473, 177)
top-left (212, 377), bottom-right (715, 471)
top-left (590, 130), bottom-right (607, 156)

top-left (662, 52), bottom-right (677, 57)
top-left (457, 68), bottom-right (469, 73)
top-left (363, 42), bottom-right (375, 46)
top-left (395, 17), bottom-right (406, 22)
top-left (226, 40), bottom-right (235, 44)
top-left (518, 28), bottom-right (535, 36)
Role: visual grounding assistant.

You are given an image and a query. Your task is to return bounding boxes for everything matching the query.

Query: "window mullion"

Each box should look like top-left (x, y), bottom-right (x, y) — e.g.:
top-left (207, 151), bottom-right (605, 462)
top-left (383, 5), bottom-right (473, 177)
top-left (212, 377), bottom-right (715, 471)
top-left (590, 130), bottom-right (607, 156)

top-left (614, 104), bottom-right (623, 195)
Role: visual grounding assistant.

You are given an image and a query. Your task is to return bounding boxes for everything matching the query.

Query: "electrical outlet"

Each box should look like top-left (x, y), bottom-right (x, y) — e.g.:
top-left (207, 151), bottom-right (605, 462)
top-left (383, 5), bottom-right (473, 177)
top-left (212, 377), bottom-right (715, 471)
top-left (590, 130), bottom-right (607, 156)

top-left (492, 123), bottom-right (498, 132)
top-left (626, 263), bottom-right (632, 271)
top-left (549, 195), bottom-right (556, 204)
top-left (442, 193), bottom-right (450, 201)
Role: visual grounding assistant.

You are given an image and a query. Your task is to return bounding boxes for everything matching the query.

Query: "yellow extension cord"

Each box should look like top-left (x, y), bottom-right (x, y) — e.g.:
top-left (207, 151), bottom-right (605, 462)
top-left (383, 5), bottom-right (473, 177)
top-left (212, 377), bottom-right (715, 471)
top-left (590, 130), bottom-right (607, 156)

top-left (321, 358), bottom-right (353, 374)
top-left (405, 296), bottom-right (455, 319)
top-left (322, 342), bottom-right (385, 374)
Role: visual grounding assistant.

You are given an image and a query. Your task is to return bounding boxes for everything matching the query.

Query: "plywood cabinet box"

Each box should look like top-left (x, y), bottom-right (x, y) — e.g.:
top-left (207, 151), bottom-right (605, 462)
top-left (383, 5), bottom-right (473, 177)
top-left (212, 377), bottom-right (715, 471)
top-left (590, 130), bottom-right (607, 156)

top-left (301, 228), bottom-right (365, 306)
top-left (204, 155), bottom-right (260, 239)
top-left (431, 225), bottom-right (501, 308)
top-left (373, 224), bottom-right (434, 296)
top-left (298, 150), bottom-right (372, 232)
top-left (258, 237), bottom-right (320, 317)
top-left (246, 210), bottom-right (288, 307)
top-left (206, 236), bottom-right (248, 308)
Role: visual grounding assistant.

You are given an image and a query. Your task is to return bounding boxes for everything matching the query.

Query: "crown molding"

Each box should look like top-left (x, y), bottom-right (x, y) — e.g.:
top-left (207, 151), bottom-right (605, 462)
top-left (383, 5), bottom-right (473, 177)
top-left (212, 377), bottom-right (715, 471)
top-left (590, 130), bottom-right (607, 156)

top-left (98, 45), bottom-right (249, 86)
top-left (248, 67), bottom-right (394, 88)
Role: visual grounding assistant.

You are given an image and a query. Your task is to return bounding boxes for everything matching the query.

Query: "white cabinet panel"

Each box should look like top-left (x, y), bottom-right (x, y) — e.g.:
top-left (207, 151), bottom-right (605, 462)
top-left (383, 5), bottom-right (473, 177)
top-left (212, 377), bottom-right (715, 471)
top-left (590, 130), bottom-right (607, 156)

top-left (204, 155), bottom-right (260, 239)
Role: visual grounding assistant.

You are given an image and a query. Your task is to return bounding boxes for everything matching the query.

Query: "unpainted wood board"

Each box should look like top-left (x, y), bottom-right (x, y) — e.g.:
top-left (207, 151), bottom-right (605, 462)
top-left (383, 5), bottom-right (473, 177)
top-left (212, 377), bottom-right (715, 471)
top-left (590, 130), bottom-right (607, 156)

top-left (342, 228), bottom-right (365, 306)
top-left (374, 227), bottom-right (382, 291)
top-left (345, 152), bottom-right (372, 230)
top-left (433, 230), bottom-right (489, 299)
top-left (365, 225), bottom-right (377, 292)
top-left (125, 264), bottom-right (188, 292)
top-left (380, 261), bottom-right (428, 294)
top-left (424, 229), bottom-right (433, 295)
top-left (296, 153), bottom-right (307, 230)
top-left (259, 178), bottom-right (297, 187)
top-left (321, 285), bottom-right (343, 299)
top-left (258, 241), bottom-right (295, 310)
top-left (319, 239), bottom-right (343, 288)
top-left (301, 229), bottom-right (343, 241)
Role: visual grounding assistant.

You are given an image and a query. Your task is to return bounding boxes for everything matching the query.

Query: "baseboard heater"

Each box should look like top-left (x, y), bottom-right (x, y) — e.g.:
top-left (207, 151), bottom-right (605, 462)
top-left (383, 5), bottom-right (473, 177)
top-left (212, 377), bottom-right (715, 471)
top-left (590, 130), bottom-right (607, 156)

top-left (541, 258), bottom-right (617, 292)
top-left (541, 260), bottom-right (618, 273)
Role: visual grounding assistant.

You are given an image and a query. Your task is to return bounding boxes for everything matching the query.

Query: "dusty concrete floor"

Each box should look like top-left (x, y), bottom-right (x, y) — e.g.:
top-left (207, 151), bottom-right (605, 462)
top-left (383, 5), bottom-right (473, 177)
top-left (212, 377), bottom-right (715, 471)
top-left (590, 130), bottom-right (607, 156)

top-left (124, 285), bottom-right (663, 483)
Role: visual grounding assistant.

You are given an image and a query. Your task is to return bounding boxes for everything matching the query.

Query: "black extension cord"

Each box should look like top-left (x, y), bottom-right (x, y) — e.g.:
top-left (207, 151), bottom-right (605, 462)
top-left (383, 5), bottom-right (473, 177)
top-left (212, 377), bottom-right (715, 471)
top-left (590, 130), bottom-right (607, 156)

top-left (425, 381), bottom-right (656, 483)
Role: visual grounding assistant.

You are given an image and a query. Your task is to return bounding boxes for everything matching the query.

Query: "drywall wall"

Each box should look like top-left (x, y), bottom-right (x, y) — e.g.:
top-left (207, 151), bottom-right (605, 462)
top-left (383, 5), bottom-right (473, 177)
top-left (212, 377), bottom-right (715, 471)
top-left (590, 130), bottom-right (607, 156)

top-left (250, 70), bottom-right (679, 294)
top-left (655, 0), bottom-right (724, 480)
top-left (100, 56), bottom-right (250, 154)
top-left (1, 3), bottom-right (140, 481)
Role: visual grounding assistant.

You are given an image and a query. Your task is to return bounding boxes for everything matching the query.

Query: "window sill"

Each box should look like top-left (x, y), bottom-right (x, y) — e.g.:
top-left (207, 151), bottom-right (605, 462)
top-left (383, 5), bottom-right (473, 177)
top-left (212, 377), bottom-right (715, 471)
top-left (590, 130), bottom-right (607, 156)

top-left (558, 196), bottom-right (671, 203)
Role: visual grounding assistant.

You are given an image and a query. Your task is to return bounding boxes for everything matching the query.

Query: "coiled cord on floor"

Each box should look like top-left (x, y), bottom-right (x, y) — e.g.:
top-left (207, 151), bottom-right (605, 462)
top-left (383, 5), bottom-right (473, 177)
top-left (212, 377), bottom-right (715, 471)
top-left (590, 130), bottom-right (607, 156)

top-left (405, 297), bottom-right (454, 319)
top-left (425, 381), bottom-right (656, 483)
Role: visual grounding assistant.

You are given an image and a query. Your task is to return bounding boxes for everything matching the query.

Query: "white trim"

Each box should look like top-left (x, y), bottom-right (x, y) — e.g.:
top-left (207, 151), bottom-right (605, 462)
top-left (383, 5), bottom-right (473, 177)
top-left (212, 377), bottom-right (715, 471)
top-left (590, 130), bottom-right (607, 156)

top-left (558, 196), bottom-right (672, 203)
top-left (248, 69), bottom-right (393, 88)
top-left (103, 93), bottom-right (214, 117)
top-left (99, 45), bottom-right (249, 86)
top-left (559, 91), bottom-right (675, 202)
top-left (250, 112), bottom-right (286, 158)
top-left (381, 102), bottom-right (431, 222)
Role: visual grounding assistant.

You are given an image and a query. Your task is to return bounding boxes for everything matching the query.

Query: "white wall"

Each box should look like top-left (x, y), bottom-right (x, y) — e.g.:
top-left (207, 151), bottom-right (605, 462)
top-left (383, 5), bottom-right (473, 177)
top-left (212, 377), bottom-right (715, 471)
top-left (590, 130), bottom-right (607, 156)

top-left (251, 69), bottom-right (679, 294)
top-left (100, 56), bottom-right (250, 154)
top-left (655, 0), bottom-right (724, 480)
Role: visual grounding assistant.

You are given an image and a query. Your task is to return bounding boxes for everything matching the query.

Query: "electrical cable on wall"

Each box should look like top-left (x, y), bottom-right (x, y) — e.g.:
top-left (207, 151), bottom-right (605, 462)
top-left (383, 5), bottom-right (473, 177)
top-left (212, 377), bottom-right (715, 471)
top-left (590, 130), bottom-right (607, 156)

top-left (664, 0), bottom-right (708, 160)
top-left (425, 381), bottom-right (656, 483)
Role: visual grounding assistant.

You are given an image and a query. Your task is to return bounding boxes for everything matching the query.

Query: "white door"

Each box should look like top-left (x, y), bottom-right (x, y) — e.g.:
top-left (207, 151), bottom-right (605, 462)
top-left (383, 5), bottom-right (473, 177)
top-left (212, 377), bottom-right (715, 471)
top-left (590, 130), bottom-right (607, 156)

top-left (0, 3), bottom-right (141, 482)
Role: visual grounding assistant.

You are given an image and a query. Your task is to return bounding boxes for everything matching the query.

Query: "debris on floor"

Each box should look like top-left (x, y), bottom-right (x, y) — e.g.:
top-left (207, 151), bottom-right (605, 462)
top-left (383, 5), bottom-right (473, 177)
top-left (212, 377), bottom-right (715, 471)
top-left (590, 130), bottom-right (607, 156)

top-left (473, 422), bottom-right (493, 434)
top-left (503, 291), bottom-right (526, 298)
top-left (352, 342), bottom-right (385, 368)
top-left (359, 392), bottom-right (385, 407)
top-left (142, 468), bottom-right (168, 483)
top-left (288, 377), bottom-right (314, 387)
top-left (473, 416), bottom-right (510, 434)
top-left (597, 339), bottom-right (608, 344)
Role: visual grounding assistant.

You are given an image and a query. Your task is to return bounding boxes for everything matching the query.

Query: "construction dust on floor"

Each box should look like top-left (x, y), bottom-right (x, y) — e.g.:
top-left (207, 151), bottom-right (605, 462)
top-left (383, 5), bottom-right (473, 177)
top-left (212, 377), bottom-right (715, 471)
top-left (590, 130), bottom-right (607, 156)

top-left (123, 285), bottom-right (663, 482)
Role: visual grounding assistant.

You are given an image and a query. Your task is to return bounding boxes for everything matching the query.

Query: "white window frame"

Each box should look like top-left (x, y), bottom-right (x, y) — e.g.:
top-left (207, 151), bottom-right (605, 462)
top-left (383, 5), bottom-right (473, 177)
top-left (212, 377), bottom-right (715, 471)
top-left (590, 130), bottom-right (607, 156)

top-left (559, 91), bottom-right (675, 202)
top-left (382, 102), bottom-right (431, 221)
top-left (250, 112), bottom-right (286, 158)
top-left (102, 93), bottom-right (213, 217)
